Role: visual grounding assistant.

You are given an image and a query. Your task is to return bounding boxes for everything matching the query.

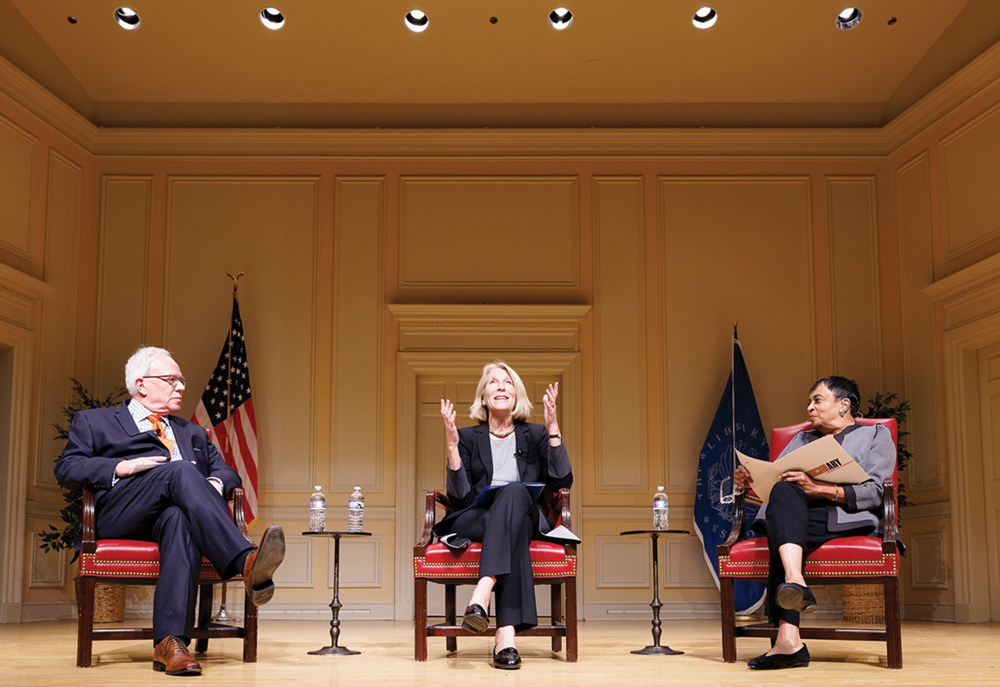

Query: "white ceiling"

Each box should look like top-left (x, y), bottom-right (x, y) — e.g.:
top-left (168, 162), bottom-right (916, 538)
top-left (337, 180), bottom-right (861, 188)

top-left (2, 0), bottom-right (1000, 128)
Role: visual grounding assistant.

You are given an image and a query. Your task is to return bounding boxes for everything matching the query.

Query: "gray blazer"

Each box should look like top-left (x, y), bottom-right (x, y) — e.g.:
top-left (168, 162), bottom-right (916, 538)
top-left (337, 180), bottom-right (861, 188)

top-left (753, 422), bottom-right (896, 534)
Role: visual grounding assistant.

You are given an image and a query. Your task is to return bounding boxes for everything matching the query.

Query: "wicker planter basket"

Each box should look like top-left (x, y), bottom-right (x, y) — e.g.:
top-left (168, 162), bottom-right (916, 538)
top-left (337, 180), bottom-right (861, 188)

top-left (76, 579), bottom-right (125, 623)
top-left (841, 583), bottom-right (884, 623)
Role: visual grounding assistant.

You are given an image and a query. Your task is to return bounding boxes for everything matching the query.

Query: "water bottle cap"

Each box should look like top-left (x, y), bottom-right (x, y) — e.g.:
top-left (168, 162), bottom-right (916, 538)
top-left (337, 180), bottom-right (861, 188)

top-left (657, 486), bottom-right (664, 490)
top-left (314, 485), bottom-right (321, 490)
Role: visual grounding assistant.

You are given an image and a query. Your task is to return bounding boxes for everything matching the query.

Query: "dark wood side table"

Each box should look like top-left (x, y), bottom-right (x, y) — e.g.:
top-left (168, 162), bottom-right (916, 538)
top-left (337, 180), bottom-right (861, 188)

top-left (619, 529), bottom-right (691, 655)
top-left (302, 531), bottom-right (372, 656)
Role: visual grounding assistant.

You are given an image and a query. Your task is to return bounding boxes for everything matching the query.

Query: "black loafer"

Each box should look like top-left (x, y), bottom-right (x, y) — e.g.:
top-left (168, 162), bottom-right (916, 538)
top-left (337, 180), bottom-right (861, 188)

top-left (461, 603), bottom-right (489, 633)
top-left (775, 582), bottom-right (817, 614)
top-left (748, 644), bottom-right (810, 670)
top-left (493, 646), bottom-right (521, 670)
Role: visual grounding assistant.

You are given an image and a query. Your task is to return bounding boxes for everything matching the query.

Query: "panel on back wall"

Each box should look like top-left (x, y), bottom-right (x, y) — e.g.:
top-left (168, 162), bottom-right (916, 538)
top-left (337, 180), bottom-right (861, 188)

top-left (97, 177), bottom-right (151, 392)
top-left (827, 177), bottom-right (881, 392)
top-left (940, 103), bottom-right (1000, 258)
top-left (165, 177), bottom-right (319, 492)
top-left (0, 116), bottom-right (37, 260)
top-left (897, 154), bottom-right (941, 489)
top-left (36, 152), bottom-right (82, 486)
top-left (399, 176), bottom-right (579, 288)
top-left (660, 178), bottom-right (813, 490)
top-left (593, 177), bottom-right (647, 492)
top-left (332, 178), bottom-right (384, 491)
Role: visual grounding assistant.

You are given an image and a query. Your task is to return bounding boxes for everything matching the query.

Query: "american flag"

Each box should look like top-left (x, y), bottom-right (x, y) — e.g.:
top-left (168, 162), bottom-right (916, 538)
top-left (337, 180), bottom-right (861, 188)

top-left (192, 296), bottom-right (259, 524)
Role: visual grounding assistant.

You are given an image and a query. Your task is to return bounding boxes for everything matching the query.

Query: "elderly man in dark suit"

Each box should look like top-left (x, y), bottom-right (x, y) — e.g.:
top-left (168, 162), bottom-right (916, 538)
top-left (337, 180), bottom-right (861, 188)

top-left (54, 346), bottom-right (285, 676)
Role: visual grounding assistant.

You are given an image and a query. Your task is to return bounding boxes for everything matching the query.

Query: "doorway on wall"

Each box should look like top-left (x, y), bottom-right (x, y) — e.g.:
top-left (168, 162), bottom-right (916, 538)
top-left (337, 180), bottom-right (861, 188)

top-left (977, 342), bottom-right (1000, 621)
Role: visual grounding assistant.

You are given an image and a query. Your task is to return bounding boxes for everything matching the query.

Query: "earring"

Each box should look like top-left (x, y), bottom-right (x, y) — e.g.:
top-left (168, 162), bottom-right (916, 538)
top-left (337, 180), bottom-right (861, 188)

top-left (838, 408), bottom-right (846, 417)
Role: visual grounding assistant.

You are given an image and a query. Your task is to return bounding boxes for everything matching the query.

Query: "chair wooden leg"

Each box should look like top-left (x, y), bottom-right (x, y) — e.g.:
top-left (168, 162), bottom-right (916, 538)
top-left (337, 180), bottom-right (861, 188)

top-left (445, 584), bottom-right (457, 653)
top-left (414, 577), bottom-right (428, 661)
top-left (720, 576), bottom-right (737, 663)
top-left (564, 576), bottom-right (578, 662)
top-left (195, 584), bottom-right (213, 654)
top-left (885, 577), bottom-right (902, 669)
top-left (550, 583), bottom-right (563, 652)
top-left (243, 589), bottom-right (258, 663)
top-left (76, 576), bottom-right (96, 668)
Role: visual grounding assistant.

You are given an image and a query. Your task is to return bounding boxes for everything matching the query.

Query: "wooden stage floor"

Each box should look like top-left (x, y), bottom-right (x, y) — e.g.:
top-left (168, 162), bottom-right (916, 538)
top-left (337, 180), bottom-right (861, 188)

top-left (1, 618), bottom-right (997, 686)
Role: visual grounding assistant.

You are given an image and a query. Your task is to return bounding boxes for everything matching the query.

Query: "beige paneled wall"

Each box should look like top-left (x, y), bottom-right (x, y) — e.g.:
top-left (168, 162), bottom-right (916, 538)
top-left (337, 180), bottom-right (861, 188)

top-left (11, 63), bottom-right (1000, 625)
top-left (659, 177), bottom-right (815, 494)
top-left (0, 95), bottom-right (92, 621)
top-left (0, 115), bottom-right (36, 265)
top-left (826, 177), bottom-right (882, 393)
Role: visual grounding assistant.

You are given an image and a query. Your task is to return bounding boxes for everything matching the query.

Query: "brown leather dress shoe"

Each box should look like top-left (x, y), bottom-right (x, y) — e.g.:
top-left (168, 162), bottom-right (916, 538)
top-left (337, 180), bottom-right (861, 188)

top-left (243, 525), bottom-right (285, 606)
top-left (153, 636), bottom-right (202, 676)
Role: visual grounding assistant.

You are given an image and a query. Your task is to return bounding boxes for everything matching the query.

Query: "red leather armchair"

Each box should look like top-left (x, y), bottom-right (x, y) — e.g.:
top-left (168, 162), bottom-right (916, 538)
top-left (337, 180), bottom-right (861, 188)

top-left (413, 488), bottom-right (578, 662)
top-left (75, 486), bottom-right (257, 667)
top-left (717, 418), bottom-right (902, 668)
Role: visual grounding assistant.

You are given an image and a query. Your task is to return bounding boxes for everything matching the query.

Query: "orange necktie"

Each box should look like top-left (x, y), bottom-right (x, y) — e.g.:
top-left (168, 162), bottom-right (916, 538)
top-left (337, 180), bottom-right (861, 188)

top-left (149, 414), bottom-right (176, 459)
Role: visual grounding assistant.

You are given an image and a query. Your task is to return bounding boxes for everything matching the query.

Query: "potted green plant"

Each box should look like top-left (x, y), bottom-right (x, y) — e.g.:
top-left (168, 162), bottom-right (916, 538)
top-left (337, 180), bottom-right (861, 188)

top-left (39, 379), bottom-right (127, 621)
top-left (841, 392), bottom-right (911, 624)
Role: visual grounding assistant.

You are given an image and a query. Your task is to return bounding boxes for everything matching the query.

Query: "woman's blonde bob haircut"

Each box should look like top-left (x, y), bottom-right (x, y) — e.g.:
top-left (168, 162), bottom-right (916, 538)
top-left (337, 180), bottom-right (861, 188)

top-left (469, 360), bottom-right (533, 423)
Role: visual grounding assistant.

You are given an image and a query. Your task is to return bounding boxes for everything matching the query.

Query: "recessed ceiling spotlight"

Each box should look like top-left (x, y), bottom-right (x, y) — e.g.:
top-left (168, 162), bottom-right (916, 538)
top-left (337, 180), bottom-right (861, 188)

top-left (405, 10), bottom-right (429, 32)
top-left (260, 8), bottom-right (285, 30)
top-left (692, 7), bottom-right (718, 29)
top-left (836, 8), bottom-right (862, 30)
top-left (549, 8), bottom-right (573, 30)
top-left (114, 7), bottom-right (140, 31)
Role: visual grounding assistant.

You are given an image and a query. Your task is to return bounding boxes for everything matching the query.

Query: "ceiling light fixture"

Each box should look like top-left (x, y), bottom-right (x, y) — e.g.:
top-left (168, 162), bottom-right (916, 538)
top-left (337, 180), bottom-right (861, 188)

top-left (114, 7), bottom-right (140, 31)
top-left (692, 7), bottom-right (717, 29)
top-left (836, 8), bottom-right (862, 30)
top-left (259, 8), bottom-right (285, 30)
top-left (405, 10), bottom-right (429, 32)
top-left (549, 8), bottom-right (573, 30)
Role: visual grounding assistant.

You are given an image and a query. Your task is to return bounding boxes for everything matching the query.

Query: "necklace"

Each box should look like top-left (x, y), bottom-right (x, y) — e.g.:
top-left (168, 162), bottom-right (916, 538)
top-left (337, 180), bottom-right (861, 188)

top-left (489, 427), bottom-right (515, 438)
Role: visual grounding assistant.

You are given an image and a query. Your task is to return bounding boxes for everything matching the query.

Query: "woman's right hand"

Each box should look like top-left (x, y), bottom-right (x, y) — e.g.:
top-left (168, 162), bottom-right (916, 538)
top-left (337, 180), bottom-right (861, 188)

top-left (440, 399), bottom-right (461, 469)
top-left (733, 465), bottom-right (753, 490)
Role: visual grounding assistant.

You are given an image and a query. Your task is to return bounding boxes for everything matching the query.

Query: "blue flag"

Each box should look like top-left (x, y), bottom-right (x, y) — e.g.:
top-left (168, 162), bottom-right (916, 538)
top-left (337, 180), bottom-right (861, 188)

top-left (694, 334), bottom-right (767, 614)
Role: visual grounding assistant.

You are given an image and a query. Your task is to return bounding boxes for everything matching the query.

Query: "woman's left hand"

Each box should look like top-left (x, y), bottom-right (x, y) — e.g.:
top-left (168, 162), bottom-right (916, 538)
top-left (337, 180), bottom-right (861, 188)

top-left (778, 470), bottom-right (823, 496)
top-left (543, 382), bottom-right (561, 438)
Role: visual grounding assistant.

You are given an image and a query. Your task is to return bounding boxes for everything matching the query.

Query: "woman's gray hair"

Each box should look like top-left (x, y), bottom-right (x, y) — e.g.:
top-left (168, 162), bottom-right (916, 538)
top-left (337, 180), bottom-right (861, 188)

top-left (469, 360), bottom-right (533, 423)
top-left (125, 346), bottom-right (173, 396)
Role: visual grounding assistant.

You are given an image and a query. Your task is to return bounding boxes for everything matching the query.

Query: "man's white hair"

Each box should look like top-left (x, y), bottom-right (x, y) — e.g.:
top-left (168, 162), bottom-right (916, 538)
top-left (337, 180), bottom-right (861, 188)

top-left (125, 346), bottom-right (173, 397)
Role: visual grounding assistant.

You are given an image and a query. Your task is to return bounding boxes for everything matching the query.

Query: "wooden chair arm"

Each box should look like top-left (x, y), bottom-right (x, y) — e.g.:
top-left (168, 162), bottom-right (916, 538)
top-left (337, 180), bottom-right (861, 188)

top-left (558, 488), bottom-right (572, 531)
top-left (231, 487), bottom-right (249, 537)
top-left (881, 477), bottom-right (898, 554)
top-left (81, 487), bottom-right (97, 555)
top-left (415, 490), bottom-right (437, 551)
top-left (717, 490), bottom-right (748, 556)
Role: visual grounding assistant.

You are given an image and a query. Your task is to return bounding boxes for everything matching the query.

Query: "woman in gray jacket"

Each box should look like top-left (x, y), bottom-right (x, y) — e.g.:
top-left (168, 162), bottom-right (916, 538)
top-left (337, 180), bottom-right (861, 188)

top-left (734, 375), bottom-right (896, 670)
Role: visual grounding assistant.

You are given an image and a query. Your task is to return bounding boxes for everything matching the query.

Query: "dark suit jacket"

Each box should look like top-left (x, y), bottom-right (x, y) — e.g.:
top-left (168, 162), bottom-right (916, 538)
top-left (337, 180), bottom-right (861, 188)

top-left (54, 400), bottom-right (241, 502)
top-left (434, 421), bottom-right (573, 540)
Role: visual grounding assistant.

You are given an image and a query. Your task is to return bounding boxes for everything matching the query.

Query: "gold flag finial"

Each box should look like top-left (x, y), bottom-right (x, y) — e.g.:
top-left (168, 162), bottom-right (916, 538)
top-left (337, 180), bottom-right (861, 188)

top-left (226, 272), bottom-right (245, 294)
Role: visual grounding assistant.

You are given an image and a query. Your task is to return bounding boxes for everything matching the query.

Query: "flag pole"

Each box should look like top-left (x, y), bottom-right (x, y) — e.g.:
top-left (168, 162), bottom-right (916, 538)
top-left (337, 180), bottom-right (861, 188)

top-left (214, 272), bottom-right (243, 624)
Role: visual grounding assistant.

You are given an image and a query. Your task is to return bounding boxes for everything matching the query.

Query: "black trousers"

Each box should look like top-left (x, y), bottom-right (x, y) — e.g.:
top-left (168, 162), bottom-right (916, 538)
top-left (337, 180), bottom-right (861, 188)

top-left (95, 461), bottom-right (253, 643)
top-left (762, 481), bottom-right (873, 626)
top-left (448, 483), bottom-right (540, 632)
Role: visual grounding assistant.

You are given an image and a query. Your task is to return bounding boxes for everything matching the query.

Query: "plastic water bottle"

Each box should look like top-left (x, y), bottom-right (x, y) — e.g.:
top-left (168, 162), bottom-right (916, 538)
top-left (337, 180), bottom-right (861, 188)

top-left (309, 486), bottom-right (326, 532)
top-left (348, 486), bottom-right (364, 533)
top-left (653, 486), bottom-right (669, 531)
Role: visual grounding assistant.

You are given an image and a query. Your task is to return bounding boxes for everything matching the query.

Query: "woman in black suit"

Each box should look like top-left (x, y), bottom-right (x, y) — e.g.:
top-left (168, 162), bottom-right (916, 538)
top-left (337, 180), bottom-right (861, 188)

top-left (436, 361), bottom-right (573, 670)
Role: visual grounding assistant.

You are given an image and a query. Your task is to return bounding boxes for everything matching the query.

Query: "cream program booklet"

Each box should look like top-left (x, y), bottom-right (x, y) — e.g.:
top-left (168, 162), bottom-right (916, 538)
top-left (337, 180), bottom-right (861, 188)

top-left (736, 434), bottom-right (871, 503)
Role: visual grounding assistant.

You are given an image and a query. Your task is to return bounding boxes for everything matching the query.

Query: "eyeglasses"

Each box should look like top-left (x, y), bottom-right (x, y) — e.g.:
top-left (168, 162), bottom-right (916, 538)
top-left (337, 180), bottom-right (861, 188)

top-left (142, 375), bottom-right (187, 388)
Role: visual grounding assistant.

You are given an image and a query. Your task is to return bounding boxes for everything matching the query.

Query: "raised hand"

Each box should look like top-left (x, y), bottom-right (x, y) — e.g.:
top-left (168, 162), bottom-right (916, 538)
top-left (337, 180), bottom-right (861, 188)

top-left (440, 399), bottom-right (461, 469)
top-left (543, 382), bottom-right (561, 437)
